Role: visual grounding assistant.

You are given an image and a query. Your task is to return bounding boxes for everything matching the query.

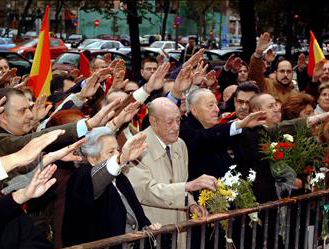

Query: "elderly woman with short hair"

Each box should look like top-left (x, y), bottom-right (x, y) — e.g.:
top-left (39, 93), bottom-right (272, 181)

top-left (62, 127), bottom-right (160, 248)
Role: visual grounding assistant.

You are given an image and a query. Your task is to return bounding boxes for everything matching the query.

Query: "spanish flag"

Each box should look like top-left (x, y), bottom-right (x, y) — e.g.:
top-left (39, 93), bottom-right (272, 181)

top-left (308, 31), bottom-right (326, 76)
top-left (28, 5), bottom-right (52, 97)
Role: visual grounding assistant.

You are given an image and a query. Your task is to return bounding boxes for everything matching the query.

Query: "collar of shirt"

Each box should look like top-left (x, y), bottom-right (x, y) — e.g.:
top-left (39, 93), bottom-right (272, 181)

top-left (154, 134), bottom-right (172, 153)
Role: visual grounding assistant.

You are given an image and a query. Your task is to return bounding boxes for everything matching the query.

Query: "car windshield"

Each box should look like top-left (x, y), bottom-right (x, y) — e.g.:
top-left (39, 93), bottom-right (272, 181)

top-left (80, 39), bottom-right (98, 47)
top-left (85, 41), bottom-right (102, 49)
top-left (69, 35), bottom-right (81, 39)
top-left (18, 39), bottom-right (38, 47)
top-left (150, 42), bottom-right (164, 48)
top-left (55, 53), bottom-right (80, 66)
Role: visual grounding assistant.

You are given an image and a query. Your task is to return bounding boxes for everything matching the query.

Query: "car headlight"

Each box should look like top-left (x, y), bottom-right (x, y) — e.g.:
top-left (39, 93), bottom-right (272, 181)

top-left (17, 49), bottom-right (24, 54)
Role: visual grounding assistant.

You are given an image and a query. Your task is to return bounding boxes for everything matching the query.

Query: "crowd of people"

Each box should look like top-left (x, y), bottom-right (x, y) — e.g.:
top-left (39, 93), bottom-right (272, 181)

top-left (0, 31), bottom-right (329, 249)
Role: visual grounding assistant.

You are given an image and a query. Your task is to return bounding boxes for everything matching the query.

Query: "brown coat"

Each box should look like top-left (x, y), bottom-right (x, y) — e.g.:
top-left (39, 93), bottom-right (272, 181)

top-left (248, 55), bottom-right (297, 103)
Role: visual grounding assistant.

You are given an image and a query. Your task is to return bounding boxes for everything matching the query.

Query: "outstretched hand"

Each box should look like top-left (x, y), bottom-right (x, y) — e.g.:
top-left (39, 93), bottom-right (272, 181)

top-left (256, 32), bottom-right (271, 56)
top-left (120, 133), bottom-right (147, 164)
top-left (12, 164), bottom-right (57, 204)
top-left (236, 111), bottom-right (267, 128)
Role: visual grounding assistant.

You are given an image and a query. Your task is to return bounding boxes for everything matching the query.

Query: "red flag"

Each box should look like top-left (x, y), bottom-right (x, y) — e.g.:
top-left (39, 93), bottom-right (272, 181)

top-left (28, 5), bottom-right (52, 97)
top-left (79, 52), bottom-right (90, 78)
top-left (308, 31), bottom-right (326, 76)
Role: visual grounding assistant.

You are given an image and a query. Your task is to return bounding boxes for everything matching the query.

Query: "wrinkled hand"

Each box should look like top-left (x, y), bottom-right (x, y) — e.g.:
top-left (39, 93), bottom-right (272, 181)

top-left (112, 70), bottom-right (127, 90)
top-left (14, 129), bottom-right (65, 167)
top-left (224, 54), bottom-right (235, 71)
top-left (192, 61), bottom-right (208, 85)
top-left (156, 54), bottom-right (165, 65)
top-left (0, 68), bottom-right (17, 84)
top-left (120, 133), bottom-right (147, 164)
top-left (79, 72), bottom-right (101, 99)
top-left (0, 96), bottom-right (6, 114)
top-left (313, 61), bottom-right (324, 82)
top-left (104, 53), bottom-right (112, 65)
top-left (143, 62), bottom-right (171, 93)
top-left (185, 174), bottom-right (218, 192)
top-left (43, 139), bottom-right (85, 165)
top-left (203, 70), bottom-right (217, 87)
top-left (189, 204), bottom-right (208, 218)
top-left (13, 164), bottom-right (57, 204)
top-left (293, 178), bottom-right (303, 190)
top-left (236, 111), bottom-right (267, 128)
top-left (182, 48), bottom-right (205, 69)
top-left (171, 65), bottom-right (193, 98)
top-left (87, 99), bottom-right (121, 128)
top-left (9, 76), bottom-right (22, 88)
top-left (32, 94), bottom-right (52, 122)
top-left (264, 48), bottom-right (276, 64)
top-left (149, 223), bottom-right (162, 230)
top-left (110, 101), bottom-right (140, 129)
top-left (297, 53), bottom-right (307, 71)
top-left (231, 57), bottom-right (243, 73)
top-left (256, 32), bottom-right (271, 55)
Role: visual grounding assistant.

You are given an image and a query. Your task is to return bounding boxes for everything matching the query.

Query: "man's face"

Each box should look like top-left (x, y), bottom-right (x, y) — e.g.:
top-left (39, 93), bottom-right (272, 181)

top-left (258, 94), bottom-right (281, 125)
top-left (320, 62), bottom-right (329, 83)
top-left (234, 91), bottom-right (256, 120)
top-left (191, 92), bottom-right (219, 129)
top-left (0, 59), bottom-right (9, 77)
top-left (188, 38), bottom-right (196, 47)
top-left (318, 88), bottom-right (329, 111)
top-left (237, 65), bottom-right (248, 82)
top-left (0, 94), bottom-right (33, 135)
top-left (141, 62), bottom-right (158, 81)
top-left (151, 107), bottom-right (181, 145)
top-left (276, 61), bottom-right (293, 85)
top-left (91, 59), bottom-right (107, 73)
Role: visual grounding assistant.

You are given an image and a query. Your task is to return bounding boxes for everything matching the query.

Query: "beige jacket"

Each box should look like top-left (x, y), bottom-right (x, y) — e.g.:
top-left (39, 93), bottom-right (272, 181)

top-left (125, 126), bottom-right (191, 248)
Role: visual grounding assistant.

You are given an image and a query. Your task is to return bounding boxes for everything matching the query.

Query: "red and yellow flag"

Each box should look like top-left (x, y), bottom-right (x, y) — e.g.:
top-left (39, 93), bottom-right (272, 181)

top-left (308, 31), bottom-right (326, 76)
top-left (28, 5), bottom-right (52, 97)
top-left (79, 52), bottom-right (90, 79)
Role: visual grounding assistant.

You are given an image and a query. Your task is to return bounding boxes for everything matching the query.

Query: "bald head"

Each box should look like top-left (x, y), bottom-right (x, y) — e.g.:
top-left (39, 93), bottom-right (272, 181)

top-left (149, 97), bottom-right (180, 119)
top-left (148, 97), bottom-right (181, 145)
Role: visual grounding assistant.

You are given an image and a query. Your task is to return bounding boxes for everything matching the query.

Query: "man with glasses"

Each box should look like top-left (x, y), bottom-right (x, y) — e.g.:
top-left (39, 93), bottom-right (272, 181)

top-left (248, 32), bottom-right (297, 103)
top-left (139, 57), bottom-right (158, 86)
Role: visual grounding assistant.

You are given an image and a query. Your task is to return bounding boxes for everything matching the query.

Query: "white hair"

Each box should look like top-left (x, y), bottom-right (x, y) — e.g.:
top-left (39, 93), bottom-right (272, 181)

top-left (81, 127), bottom-right (115, 157)
top-left (186, 88), bottom-right (212, 113)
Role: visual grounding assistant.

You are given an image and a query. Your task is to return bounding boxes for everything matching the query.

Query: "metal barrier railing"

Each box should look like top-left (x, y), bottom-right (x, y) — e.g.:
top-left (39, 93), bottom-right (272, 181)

top-left (63, 189), bottom-right (329, 249)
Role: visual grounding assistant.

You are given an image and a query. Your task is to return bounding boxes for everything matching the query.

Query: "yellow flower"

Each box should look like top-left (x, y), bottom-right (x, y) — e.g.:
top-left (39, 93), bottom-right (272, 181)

top-left (219, 188), bottom-right (233, 197)
top-left (198, 189), bottom-right (213, 207)
top-left (191, 212), bottom-right (198, 219)
top-left (217, 179), bottom-right (225, 190)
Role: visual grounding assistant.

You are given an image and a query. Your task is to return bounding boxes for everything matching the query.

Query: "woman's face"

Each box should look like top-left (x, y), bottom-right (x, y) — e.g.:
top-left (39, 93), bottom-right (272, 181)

top-left (318, 88), bottom-right (329, 111)
top-left (89, 135), bottom-right (119, 165)
top-left (299, 104), bottom-right (314, 117)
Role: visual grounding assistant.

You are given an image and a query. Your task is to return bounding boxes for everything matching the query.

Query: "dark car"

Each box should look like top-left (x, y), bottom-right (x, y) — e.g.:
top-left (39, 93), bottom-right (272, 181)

top-left (66, 34), bottom-right (87, 48)
top-left (0, 51), bottom-right (32, 76)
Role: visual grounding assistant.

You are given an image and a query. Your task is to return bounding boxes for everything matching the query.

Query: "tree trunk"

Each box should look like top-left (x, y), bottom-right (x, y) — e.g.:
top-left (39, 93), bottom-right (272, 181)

top-left (126, 0), bottom-right (142, 80)
top-left (285, 0), bottom-right (293, 60)
top-left (238, 0), bottom-right (256, 62)
top-left (161, 0), bottom-right (170, 40)
top-left (16, 0), bottom-right (34, 40)
top-left (54, 0), bottom-right (64, 34)
top-left (309, 1), bottom-right (325, 48)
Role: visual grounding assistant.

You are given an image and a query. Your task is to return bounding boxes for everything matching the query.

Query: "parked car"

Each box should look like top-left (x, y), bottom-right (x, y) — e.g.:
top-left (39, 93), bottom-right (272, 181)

top-left (148, 41), bottom-right (184, 53)
top-left (77, 39), bottom-right (102, 50)
top-left (9, 38), bottom-right (68, 59)
top-left (0, 38), bottom-right (16, 51)
top-left (52, 51), bottom-right (132, 72)
top-left (84, 40), bottom-right (124, 51)
top-left (96, 34), bottom-right (119, 40)
top-left (0, 51), bottom-right (32, 76)
top-left (23, 31), bottom-right (38, 39)
top-left (119, 35), bottom-right (130, 46)
top-left (66, 34), bottom-right (86, 48)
